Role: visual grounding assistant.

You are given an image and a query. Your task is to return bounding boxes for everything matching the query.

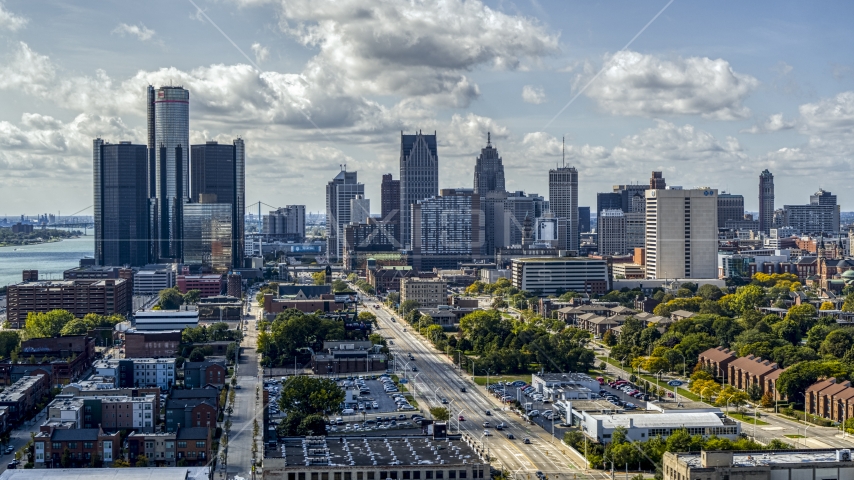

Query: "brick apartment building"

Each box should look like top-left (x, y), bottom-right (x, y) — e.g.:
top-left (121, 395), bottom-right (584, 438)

top-left (697, 347), bottom-right (738, 382)
top-left (165, 389), bottom-right (219, 432)
top-left (123, 330), bottom-right (182, 358)
top-left (126, 427), bottom-right (212, 467)
top-left (183, 360), bottom-right (227, 388)
top-left (34, 425), bottom-right (120, 468)
top-left (0, 374), bottom-right (49, 423)
top-left (6, 272), bottom-right (132, 328)
top-left (176, 274), bottom-right (223, 298)
top-left (263, 293), bottom-right (344, 315)
top-left (807, 378), bottom-right (854, 423)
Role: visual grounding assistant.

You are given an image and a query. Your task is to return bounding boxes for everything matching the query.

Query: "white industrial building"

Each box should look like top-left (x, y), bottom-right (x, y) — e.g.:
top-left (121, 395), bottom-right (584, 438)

top-left (581, 411), bottom-right (740, 443)
top-left (133, 264), bottom-right (176, 295)
top-left (531, 373), bottom-right (599, 400)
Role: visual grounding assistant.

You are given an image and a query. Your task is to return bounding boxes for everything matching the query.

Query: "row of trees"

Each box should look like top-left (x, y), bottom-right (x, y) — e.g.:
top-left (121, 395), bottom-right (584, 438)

top-left (258, 309), bottom-right (373, 367)
top-left (156, 287), bottom-right (201, 310)
top-left (563, 426), bottom-right (790, 473)
top-left (23, 310), bottom-right (124, 339)
top-left (181, 322), bottom-right (243, 344)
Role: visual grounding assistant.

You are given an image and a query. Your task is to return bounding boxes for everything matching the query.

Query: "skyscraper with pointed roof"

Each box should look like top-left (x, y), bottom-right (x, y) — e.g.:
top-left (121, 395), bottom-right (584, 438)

top-left (399, 131), bottom-right (439, 249)
top-left (473, 133), bottom-right (506, 257)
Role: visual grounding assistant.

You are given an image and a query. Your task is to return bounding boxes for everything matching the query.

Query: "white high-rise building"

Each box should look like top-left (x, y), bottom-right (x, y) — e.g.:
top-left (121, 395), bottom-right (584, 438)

top-left (645, 188), bottom-right (718, 279)
top-left (598, 209), bottom-right (626, 255)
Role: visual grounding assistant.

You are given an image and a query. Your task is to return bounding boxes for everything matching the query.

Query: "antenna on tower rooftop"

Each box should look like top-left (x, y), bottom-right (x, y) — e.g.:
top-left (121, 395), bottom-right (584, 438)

top-left (562, 136), bottom-right (565, 168)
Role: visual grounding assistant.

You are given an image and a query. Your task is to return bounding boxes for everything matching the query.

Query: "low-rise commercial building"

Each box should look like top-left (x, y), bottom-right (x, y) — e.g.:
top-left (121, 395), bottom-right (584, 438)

top-left (263, 435), bottom-right (488, 480)
top-left (262, 293), bottom-right (344, 316)
top-left (510, 257), bottom-right (609, 295)
top-left (122, 329), bottom-right (182, 358)
top-left (133, 265), bottom-right (176, 295)
top-left (311, 341), bottom-right (388, 375)
top-left (400, 277), bottom-right (447, 308)
top-left (663, 449), bottom-right (854, 480)
top-left (6, 274), bottom-right (132, 328)
top-left (581, 411), bottom-right (740, 443)
top-left (176, 274), bottom-right (224, 298)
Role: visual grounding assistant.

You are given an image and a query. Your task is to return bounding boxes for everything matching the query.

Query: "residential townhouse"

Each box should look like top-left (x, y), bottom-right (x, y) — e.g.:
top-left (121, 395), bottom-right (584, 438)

top-left (126, 427), bottom-right (212, 467)
top-left (697, 347), bottom-right (738, 382)
top-left (33, 425), bottom-right (120, 468)
top-left (94, 357), bottom-right (176, 390)
top-left (165, 397), bottom-right (218, 432)
top-left (0, 374), bottom-right (49, 423)
top-left (183, 360), bottom-right (228, 388)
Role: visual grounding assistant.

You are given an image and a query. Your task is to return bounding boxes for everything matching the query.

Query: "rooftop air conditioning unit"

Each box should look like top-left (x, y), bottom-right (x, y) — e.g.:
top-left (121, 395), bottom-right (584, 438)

top-left (838, 450), bottom-right (851, 462)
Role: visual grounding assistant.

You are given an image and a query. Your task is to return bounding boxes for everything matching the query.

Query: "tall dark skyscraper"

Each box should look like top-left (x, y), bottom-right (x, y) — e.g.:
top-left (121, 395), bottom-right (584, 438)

top-left (151, 85), bottom-right (190, 261)
top-left (146, 85), bottom-right (157, 198)
top-left (381, 174), bottom-right (401, 245)
top-left (759, 169), bottom-right (774, 233)
top-left (473, 133), bottom-right (505, 257)
top-left (399, 131), bottom-right (439, 249)
top-left (190, 139), bottom-right (246, 268)
top-left (549, 166), bottom-right (579, 251)
top-left (93, 139), bottom-right (150, 267)
top-left (473, 133), bottom-right (505, 195)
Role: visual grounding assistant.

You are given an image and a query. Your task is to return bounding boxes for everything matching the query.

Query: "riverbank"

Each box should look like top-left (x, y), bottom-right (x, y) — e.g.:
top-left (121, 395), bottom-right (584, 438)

top-left (0, 229), bottom-right (82, 248)
top-left (0, 235), bottom-right (93, 286)
top-left (0, 237), bottom-right (73, 248)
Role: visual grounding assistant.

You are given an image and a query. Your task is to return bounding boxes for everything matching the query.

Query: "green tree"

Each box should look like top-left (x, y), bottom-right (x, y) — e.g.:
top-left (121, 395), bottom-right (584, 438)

top-left (347, 273), bottom-right (358, 282)
top-left (843, 292), bottom-right (854, 312)
top-left (298, 414), bottom-right (329, 436)
top-left (158, 287), bottom-right (183, 310)
top-left (0, 331), bottom-right (20, 358)
top-left (188, 348), bottom-right (206, 362)
top-left (696, 284), bottom-right (725, 301)
top-left (400, 300), bottom-right (420, 315)
top-left (602, 330), bottom-right (617, 347)
top-left (59, 318), bottom-right (89, 336)
top-left (112, 458), bottom-right (131, 468)
top-left (135, 455), bottom-right (149, 467)
top-left (357, 311), bottom-right (377, 324)
top-left (183, 289), bottom-right (201, 305)
top-left (820, 329), bottom-right (854, 357)
top-left (785, 304), bottom-right (818, 333)
top-left (332, 279), bottom-right (348, 292)
top-left (777, 360), bottom-right (850, 403)
top-left (278, 376), bottom-right (345, 416)
top-left (312, 271), bottom-right (327, 285)
top-left (429, 407), bottom-right (450, 421)
top-left (732, 285), bottom-right (765, 314)
top-left (24, 309), bottom-right (75, 339)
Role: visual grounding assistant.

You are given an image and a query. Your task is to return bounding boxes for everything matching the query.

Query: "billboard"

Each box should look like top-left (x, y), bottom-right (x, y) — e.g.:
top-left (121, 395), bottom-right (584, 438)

top-left (536, 218), bottom-right (558, 241)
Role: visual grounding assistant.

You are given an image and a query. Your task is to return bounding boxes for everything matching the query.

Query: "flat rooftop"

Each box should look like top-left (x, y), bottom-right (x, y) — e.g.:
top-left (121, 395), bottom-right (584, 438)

top-left (271, 436), bottom-right (482, 466)
top-left (591, 412), bottom-right (736, 429)
top-left (0, 467), bottom-right (209, 480)
top-left (512, 257), bottom-right (604, 263)
top-left (677, 450), bottom-right (849, 468)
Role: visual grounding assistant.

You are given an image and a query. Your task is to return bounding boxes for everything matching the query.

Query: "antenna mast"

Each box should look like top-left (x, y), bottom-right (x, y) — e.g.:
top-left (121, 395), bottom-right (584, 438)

top-left (562, 136), bottom-right (565, 168)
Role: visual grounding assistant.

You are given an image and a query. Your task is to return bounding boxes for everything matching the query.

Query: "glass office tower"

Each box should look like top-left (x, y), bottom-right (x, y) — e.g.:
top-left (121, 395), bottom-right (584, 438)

top-left (183, 202), bottom-right (233, 273)
top-left (153, 86), bottom-right (190, 261)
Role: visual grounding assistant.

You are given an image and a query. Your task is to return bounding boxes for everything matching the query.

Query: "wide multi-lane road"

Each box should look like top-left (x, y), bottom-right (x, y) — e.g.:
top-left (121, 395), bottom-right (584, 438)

top-left (365, 298), bottom-right (607, 480)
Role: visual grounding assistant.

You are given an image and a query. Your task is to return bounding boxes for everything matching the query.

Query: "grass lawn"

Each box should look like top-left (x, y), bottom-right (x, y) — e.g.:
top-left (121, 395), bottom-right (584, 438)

top-left (473, 374), bottom-right (532, 386)
top-left (784, 434), bottom-right (805, 438)
top-left (598, 356), bottom-right (702, 402)
top-left (726, 412), bottom-right (770, 425)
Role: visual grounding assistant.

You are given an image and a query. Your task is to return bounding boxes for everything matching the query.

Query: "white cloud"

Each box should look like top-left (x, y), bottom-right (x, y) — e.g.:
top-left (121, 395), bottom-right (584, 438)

top-left (521, 85), bottom-right (546, 104)
top-left (741, 113), bottom-right (797, 134)
top-left (582, 51), bottom-right (759, 120)
top-left (271, 0), bottom-right (559, 107)
top-left (0, 2), bottom-right (26, 31)
top-left (759, 91), bottom-right (854, 176)
top-left (251, 42), bottom-right (269, 64)
top-left (112, 23), bottom-right (156, 41)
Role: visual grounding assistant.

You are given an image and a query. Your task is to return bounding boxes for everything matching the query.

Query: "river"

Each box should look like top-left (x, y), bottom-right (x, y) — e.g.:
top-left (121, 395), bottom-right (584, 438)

top-left (0, 235), bottom-right (94, 287)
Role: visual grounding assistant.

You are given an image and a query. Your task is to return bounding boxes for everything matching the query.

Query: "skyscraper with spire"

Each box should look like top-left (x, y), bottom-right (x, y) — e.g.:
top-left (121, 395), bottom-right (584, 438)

top-left (548, 138), bottom-right (579, 251)
top-left (473, 133), bottom-right (506, 257)
top-left (399, 131), bottom-right (439, 249)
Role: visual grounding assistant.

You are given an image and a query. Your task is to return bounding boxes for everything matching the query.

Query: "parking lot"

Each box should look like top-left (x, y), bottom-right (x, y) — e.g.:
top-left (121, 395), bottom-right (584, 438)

top-left (337, 377), bottom-right (417, 415)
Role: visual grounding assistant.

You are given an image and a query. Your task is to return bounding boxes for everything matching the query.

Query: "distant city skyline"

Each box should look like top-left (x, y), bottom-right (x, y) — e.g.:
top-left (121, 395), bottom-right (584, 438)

top-left (1, 2), bottom-right (854, 213)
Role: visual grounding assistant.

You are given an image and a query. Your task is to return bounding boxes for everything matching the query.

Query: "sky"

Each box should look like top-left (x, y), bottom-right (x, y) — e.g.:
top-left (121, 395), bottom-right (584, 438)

top-left (1, 0), bottom-right (854, 216)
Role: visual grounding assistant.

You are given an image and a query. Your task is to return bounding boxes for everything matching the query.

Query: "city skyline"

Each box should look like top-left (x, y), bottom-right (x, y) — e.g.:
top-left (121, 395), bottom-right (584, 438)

top-left (1, 2), bottom-right (853, 213)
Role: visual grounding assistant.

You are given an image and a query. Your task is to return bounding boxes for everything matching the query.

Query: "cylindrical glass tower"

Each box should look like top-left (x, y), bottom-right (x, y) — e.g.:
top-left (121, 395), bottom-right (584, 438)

top-left (154, 86), bottom-right (190, 260)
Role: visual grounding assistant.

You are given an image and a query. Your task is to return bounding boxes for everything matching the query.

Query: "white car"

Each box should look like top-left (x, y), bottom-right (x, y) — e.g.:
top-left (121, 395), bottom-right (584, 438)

top-left (341, 408), bottom-right (355, 415)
